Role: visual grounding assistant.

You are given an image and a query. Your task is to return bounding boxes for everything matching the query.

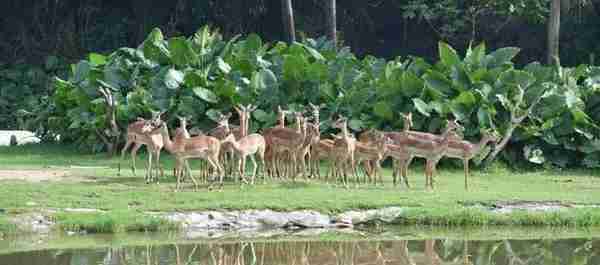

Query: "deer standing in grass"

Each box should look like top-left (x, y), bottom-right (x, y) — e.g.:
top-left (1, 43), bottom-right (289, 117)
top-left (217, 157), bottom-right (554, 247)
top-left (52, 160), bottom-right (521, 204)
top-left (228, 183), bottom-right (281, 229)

top-left (157, 121), bottom-right (223, 191)
top-left (267, 122), bottom-right (320, 180)
top-left (264, 106), bottom-right (290, 179)
top-left (309, 138), bottom-right (335, 180)
top-left (300, 103), bottom-right (321, 180)
top-left (406, 128), bottom-right (499, 191)
top-left (351, 131), bottom-right (392, 185)
top-left (391, 118), bottom-right (462, 190)
top-left (221, 105), bottom-right (265, 184)
top-left (330, 116), bottom-right (356, 186)
top-left (173, 116), bottom-right (192, 179)
top-left (117, 112), bottom-right (166, 183)
top-left (208, 112), bottom-right (243, 180)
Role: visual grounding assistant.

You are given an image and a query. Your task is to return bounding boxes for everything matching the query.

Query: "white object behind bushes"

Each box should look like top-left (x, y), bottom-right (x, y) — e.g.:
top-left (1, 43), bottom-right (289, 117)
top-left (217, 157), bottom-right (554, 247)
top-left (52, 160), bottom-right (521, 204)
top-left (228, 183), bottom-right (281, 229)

top-left (0, 130), bottom-right (41, 146)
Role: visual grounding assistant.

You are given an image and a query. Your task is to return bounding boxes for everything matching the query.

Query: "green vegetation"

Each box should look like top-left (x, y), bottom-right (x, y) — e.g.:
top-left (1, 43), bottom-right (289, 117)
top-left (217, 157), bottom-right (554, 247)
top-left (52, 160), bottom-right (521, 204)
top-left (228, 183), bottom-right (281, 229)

top-left (0, 216), bottom-right (15, 234)
top-left (54, 210), bottom-right (177, 233)
top-left (1, 144), bottom-right (599, 233)
top-left (45, 26), bottom-right (600, 169)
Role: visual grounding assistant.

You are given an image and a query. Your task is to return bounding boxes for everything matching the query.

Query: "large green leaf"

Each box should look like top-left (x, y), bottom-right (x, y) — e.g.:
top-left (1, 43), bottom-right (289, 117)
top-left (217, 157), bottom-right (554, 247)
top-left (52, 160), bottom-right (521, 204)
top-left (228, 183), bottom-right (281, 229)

top-left (252, 69), bottom-right (278, 92)
top-left (484, 47), bottom-right (520, 69)
top-left (142, 28), bottom-right (171, 64)
top-left (438, 42), bottom-right (461, 69)
top-left (401, 71), bottom-right (423, 96)
top-left (168, 37), bottom-right (198, 67)
top-left (465, 42), bottom-right (486, 66)
top-left (423, 70), bottom-right (453, 95)
top-left (193, 87), bottom-right (219, 103)
top-left (413, 98), bottom-right (431, 117)
top-left (499, 70), bottom-right (536, 89)
top-left (88, 53), bottom-right (107, 66)
top-left (373, 101), bottom-right (393, 119)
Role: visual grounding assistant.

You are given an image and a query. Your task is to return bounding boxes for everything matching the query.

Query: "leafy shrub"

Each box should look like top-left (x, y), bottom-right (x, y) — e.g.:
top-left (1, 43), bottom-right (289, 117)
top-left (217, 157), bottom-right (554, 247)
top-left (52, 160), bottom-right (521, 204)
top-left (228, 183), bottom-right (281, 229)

top-left (48, 26), bottom-right (600, 168)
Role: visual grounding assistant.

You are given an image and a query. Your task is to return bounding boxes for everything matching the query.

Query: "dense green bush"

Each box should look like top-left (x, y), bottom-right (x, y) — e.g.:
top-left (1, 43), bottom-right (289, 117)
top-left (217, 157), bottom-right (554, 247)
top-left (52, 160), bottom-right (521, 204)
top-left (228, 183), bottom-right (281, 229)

top-left (0, 57), bottom-right (69, 138)
top-left (48, 26), bottom-right (600, 168)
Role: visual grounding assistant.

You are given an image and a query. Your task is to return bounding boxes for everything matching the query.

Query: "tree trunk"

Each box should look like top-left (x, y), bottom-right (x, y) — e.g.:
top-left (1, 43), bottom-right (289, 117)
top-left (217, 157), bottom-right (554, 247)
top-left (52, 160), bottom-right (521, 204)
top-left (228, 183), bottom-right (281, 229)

top-left (326, 0), bottom-right (337, 47)
top-left (281, 0), bottom-right (296, 43)
top-left (547, 0), bottom-right (561, 65)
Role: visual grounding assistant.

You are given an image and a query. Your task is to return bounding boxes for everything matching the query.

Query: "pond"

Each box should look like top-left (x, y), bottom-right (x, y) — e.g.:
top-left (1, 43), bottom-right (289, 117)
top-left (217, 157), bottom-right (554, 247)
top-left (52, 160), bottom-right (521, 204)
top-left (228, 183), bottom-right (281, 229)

top-left (1, 227), bottom-right (599, 265)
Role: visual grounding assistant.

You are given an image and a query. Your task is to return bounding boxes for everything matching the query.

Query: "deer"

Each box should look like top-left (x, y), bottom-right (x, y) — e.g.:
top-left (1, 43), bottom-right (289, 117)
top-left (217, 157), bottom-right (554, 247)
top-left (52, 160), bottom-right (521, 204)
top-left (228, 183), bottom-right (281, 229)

top-left (309, 138), bottom-right (336, 180)
top-left (117, 111), bottom-right (165, 181)
top-left (349, 131), bottom-right (393, 186)
top-left (172, 116), bottom-right (191, 179)
top-left (156, 120), bottom-right (223, 191)
top-left (208, 112), bottom-right (242, 180)
top-left (391, 119), bottom-right (462, 190)
top-left (330, 116), bottom-right (356, 187)
top-left (263, 106), bottom-right (290, 179)
top-left (395, 113), bottom-right (498, 190)
top-left (267, 122), bottom-right (320, 181)
top-left (221, 132), bottom-right (266, 185)
top-left (301, 103), bottom-right (321, 179)
top-left (406, 128), bottom-right (499, 191)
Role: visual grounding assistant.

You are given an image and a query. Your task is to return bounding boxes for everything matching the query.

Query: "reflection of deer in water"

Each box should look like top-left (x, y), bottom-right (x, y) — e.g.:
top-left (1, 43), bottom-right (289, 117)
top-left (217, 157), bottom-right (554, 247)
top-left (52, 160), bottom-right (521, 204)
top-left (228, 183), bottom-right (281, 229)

top-left (397, 240), bottom-right (416, 265)
top-left (174, 244), bottom-right (199, 265)
top-left (425, 240), bottom-right (442, 265)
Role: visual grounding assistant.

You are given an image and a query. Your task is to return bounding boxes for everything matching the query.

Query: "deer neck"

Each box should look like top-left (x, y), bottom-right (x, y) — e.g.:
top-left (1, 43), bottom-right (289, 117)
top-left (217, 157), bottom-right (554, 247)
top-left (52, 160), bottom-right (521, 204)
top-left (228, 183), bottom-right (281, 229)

top-left (340, 123), bottom-right (350, 139)
top-left (277, 116), bottom-right (285, 128)
top-left (159, 125), bottom-right (175, 153)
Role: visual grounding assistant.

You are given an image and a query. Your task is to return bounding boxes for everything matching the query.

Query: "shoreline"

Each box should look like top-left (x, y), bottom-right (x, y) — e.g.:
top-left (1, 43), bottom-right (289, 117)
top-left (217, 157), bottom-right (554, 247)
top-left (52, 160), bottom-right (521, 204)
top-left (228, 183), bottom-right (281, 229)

top-left (4, 202), bottom-right (600, 236)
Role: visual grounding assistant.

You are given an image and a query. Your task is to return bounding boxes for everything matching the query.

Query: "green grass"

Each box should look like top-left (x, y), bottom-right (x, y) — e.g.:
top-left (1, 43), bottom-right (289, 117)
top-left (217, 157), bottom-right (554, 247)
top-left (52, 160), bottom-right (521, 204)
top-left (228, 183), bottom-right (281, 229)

top-left (54, 210), bottom-right (177, 233)
top-left (0, 215), bottom-right (16, 234)
top-left (0, 143), bottom-right (599, 232)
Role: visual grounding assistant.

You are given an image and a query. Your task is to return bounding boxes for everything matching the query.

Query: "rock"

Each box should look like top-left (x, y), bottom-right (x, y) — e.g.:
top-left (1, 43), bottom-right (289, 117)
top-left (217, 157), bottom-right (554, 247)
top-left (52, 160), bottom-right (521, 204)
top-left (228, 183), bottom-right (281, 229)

top-left (335, 207), bottom-right (405, 225)
top-left (0, 130), bottom-right (40, 146)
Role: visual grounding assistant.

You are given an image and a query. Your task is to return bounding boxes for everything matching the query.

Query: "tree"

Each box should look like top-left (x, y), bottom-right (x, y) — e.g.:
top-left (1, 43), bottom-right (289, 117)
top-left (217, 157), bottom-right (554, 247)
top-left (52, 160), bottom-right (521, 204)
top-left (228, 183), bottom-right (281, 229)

top-left (281, 0), bottom-right (296, 43)
top-left (547, 0), bottom-right (561, 65)
top-left (326, 0), bottom-right (337, 47)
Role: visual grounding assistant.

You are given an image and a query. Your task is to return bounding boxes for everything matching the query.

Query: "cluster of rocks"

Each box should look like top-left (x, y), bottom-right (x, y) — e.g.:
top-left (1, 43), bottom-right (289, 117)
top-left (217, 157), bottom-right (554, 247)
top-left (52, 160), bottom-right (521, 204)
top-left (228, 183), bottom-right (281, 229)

top-left (161, 207), bottom-right (406, 233)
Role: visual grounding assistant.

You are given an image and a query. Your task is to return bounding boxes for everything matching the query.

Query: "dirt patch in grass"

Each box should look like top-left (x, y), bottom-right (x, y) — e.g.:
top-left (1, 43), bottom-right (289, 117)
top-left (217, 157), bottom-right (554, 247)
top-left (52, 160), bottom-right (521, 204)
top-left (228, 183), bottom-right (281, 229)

top-left (0, 169), bottom-right (84, 182)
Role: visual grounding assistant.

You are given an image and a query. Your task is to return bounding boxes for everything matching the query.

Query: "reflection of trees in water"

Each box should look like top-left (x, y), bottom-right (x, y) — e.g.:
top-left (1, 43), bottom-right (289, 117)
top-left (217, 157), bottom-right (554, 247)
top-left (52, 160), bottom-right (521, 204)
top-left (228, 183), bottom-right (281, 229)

top-left (2, 238), bottom-right (600, 265)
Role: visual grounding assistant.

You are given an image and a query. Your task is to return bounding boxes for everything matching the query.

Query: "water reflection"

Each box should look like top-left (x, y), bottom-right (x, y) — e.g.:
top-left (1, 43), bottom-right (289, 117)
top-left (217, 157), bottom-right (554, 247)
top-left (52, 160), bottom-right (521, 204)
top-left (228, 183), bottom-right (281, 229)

top-left (0, 238), bottom-right (598, 265)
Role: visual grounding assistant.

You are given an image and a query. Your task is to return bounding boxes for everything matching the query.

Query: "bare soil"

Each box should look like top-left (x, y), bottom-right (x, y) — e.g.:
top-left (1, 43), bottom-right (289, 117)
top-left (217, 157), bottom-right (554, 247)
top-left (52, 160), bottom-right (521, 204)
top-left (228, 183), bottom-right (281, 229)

top-left (0, 169), bottom-right (74, 182)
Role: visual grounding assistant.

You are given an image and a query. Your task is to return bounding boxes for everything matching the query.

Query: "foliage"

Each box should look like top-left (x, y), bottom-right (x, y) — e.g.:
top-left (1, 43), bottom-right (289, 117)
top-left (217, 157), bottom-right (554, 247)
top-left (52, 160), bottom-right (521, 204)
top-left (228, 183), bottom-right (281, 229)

top-left (45, 26), bottom-right (600, 168)
top-left (0, 57), bottom-right (69, 138)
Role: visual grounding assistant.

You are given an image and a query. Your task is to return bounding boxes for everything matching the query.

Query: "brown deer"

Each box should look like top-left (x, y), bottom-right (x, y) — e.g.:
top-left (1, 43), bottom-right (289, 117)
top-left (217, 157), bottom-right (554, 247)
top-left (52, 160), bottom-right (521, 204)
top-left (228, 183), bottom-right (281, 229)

top-left (264, 105), bottom-right (292, 179)
top-left (398, 113), bottom-right (497, 190)
top-left (172, 116), bottom-right (191, 179)
top-left (221, 133), bottom-right (266, 185)
top-left (351, 131), bottom-right (392, 186)
top-left (309, 139), bottom-right (335, 180)
top-left (267, 122), bottom-right (320, 180)
top-left (157, 121), bottom-right (223, 191)
top-left (330, 116), bottom-right (356, 186)
top-left (392, 119), bottom-right (462, 190)
top-left (117, 112), bottom-right (166, 182)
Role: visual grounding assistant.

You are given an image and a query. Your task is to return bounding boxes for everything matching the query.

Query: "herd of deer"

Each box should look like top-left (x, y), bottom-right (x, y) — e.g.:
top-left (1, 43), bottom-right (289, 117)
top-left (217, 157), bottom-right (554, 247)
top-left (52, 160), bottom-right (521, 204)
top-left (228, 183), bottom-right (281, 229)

top-left (117, 103), bottom-right (499, 192)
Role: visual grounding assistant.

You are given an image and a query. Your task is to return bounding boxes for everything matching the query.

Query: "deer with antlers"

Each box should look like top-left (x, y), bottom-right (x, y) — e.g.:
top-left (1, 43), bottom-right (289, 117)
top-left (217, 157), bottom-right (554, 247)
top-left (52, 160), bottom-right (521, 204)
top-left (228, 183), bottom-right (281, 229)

top-left (117, 111), bottom-right (165, 182)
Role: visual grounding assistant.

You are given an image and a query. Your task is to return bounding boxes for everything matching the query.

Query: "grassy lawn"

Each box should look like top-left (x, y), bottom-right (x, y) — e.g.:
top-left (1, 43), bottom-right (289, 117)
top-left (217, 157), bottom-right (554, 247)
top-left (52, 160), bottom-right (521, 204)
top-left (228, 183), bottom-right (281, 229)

top-left (0, 143), bottom-right (599, 231)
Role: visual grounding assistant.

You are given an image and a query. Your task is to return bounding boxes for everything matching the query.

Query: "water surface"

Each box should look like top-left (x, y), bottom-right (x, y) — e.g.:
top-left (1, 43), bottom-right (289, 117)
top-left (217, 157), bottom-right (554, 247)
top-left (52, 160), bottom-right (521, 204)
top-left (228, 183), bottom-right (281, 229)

top-left (1, 228), bottom-right (599, 265)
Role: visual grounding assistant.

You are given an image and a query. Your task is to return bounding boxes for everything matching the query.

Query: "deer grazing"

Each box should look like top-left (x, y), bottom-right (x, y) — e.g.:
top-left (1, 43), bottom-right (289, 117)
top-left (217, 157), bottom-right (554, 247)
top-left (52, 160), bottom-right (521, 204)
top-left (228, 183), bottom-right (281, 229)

top-left (117, 112), bottom-right (167, 183)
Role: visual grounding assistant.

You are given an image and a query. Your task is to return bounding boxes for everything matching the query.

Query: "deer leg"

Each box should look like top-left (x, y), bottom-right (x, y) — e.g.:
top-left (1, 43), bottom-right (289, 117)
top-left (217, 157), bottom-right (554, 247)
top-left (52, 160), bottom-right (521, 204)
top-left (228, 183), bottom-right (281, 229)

top-left (154, 150), bottom-right (162, 184)
top-left (402, 160), bottom-right (410, 189)
top-left (130, 143), bottom-right (142, 177)
top-left (118, 139), bottom-right (133, 176)
top-left (145, 150), bottom-right (153, 184)
top-left (250, 155), bottom-right (258, 185)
